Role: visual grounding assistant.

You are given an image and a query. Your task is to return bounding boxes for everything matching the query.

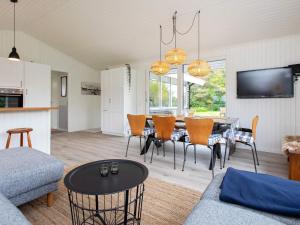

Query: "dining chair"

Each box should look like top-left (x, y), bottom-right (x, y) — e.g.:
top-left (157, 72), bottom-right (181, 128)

top-left (126, 114), bottom-right (154, 162)
top-left (150, 115), bottom-right (184, 169)
top-left (223, 115), bottom-right (259, 172)
top-left (182, 118), bottom-right (222, 177)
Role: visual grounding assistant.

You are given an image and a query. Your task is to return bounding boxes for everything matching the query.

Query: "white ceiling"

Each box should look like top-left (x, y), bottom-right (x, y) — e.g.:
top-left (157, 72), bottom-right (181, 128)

top-left (0, 0), bottom-right (300, 70)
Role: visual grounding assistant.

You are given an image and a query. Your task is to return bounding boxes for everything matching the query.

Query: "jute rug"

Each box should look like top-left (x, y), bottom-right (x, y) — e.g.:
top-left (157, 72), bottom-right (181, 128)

top-left (20, 172), bottom-right (201, 225)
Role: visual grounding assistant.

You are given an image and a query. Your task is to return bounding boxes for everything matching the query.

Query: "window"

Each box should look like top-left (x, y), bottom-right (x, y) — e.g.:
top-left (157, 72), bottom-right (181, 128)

top-left (183, 60), bottom-right (226, 116)
top-left (149, 68), bottom-right (177, 113)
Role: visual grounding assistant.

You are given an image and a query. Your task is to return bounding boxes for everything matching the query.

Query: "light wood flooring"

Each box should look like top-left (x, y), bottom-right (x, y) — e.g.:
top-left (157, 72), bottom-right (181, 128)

top-left (52, 131), bottom-right (288, 193)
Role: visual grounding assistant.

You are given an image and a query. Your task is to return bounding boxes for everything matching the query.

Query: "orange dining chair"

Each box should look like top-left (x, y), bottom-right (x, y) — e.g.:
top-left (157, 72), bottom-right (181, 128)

top-left (183, 118), bottom-right (222, 177)
top-left (223, 115), bottom-right (259, 172)
top-left (150, 115), bottom-right (185, 169)
top-left (126, 114), bottom-right (154, 161)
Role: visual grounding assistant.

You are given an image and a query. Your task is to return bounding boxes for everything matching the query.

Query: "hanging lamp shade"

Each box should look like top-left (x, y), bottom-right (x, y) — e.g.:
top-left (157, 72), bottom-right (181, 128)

top-left (165, 48), bottom-right (186, 65)
top-left (8, 47), bottom-right (20, 61)
top-left (150, 60), bottom-right (170, 76)
top-left (188, 59), bottom-right (211, 77)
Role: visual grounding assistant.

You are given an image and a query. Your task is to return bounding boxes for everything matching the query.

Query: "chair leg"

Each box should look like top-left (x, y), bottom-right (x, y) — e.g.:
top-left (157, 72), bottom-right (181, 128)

top-left (253, 142), bottom-right (259, 166)
top-left (209, 146), bottom-right (215, 178)
top-left (163, 141), bottom-right (165, 157)
top-left (125, 136), bottom-right (132, 157)
top-left (27, 132), bottom-right (32, 148)
top-left (47, 192), bottom-right (54, 207)
top-left (20, 133), bottom-right (23, 147)
top-left (182, 144), bottom-right (190, 171)
top-left (223, 139), bottom-right (228, 168)
top-left (150, 141), bottom-right (155, 163)
top-left (139, 136), bottom-right (142, 152)
top-left (194, 145), bottom-right (196, 164)
top-left (172, 141), bottom-right (176, 170)
top-left (250, 144), bottom-right (257, 173)
top-left (156, 140), bottom-right (159, 155)
top-left (5, 133), bottom-right (11, 149)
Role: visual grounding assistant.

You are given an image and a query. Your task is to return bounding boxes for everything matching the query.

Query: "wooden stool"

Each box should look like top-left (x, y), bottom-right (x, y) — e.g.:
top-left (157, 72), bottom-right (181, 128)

top-left (6, 128), bottom-right (33, 149)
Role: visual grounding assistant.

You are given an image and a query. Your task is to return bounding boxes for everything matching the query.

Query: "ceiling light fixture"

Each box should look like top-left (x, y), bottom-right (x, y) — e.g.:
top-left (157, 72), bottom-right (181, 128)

top-left (150, 10), bottom-right (210, 77)
top-left (188, 11), bottom-right (211, 77)
top-left (8, 0), bottom-right (20, 61)
top-left (165, 12), bottom-right (187, 65)
top-left (150, 25), bottom-right (170, 75)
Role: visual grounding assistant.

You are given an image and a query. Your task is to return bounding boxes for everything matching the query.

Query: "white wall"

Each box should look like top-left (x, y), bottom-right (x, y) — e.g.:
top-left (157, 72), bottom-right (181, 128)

top-left (0, 30), bottom-right (101, 132)
top-left (129, 34), bottom-right (300, 154)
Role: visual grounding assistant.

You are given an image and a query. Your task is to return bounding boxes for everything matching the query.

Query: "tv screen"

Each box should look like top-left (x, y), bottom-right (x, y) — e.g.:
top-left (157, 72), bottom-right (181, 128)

top-left (237, 67), bottom-right (294, 98)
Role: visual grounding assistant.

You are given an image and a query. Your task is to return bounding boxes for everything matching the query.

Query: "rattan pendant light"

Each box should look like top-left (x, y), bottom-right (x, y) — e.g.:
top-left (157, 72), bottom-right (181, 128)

top-left (150, 25), bottom-right (170, 76)
top-left (165, 12), bottom-right (186, 65)
top-left (188, 11), bottom-right (210, 77)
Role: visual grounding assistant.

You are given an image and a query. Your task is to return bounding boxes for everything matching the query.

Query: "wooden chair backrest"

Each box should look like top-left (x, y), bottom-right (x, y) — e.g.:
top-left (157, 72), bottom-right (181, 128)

top-left (127, 114), bottom-right (146, 136)
top-left (252, 115), bottom-right (259, 140)
top-left (185, 118), bottom-right (214, 145)
top-left (152, 115), bottom-right (176, 140)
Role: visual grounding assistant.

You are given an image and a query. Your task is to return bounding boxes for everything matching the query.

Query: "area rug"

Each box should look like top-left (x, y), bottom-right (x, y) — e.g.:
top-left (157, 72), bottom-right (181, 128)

top-left (20, 171), bottom-right (201, 225)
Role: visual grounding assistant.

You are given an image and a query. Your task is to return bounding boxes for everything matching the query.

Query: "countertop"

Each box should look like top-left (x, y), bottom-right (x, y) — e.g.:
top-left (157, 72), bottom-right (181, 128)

top-left (0, 107), bottom-right (58, 112)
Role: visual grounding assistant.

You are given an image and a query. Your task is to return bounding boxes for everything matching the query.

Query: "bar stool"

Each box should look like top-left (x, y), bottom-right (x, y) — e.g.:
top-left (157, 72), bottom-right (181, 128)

top-left (6, 128), bottom-right (33, 149)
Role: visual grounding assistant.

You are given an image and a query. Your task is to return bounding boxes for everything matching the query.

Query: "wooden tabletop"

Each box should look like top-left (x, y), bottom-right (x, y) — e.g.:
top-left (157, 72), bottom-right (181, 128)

top-left (0, 107), bottom-right (58, 112)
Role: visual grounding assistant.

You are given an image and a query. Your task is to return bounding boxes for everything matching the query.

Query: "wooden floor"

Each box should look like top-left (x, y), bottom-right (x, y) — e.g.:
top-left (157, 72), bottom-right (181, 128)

top-left (52, 131), bottom-right (288, 192)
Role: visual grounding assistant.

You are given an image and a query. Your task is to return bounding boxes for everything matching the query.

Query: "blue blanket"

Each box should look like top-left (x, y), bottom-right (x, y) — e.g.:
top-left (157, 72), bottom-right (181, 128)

top-left (220, 167), bottom-right (300, 217)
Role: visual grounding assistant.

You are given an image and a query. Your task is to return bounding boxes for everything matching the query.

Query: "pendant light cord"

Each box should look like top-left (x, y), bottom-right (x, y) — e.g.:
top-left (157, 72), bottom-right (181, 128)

top-left (197, 11), bottom-right (200, 60)
top-left (159, 25), bottom-right (162, 61)
top-left (13, 1), bottom-right (16, 47)
top-left (161, 10), bottom-right (200, 47)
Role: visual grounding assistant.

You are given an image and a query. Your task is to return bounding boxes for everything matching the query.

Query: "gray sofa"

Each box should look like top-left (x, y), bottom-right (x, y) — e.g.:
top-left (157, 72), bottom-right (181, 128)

top-left (0, 147), bottom-right (64, 225)
top-left (184, 174), bottom-right (300, 225)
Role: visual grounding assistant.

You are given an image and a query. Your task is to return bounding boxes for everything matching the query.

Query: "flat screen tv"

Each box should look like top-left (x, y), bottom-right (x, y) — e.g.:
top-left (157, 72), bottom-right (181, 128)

top-left (237, 67), bottom-right (294, 98)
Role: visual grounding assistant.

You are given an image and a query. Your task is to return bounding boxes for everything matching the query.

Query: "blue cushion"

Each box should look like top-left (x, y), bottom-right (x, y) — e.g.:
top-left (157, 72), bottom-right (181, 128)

top-left (0, 148), bottom-right (64, 199)
top-left (220, 167), bottom-right (300, 217)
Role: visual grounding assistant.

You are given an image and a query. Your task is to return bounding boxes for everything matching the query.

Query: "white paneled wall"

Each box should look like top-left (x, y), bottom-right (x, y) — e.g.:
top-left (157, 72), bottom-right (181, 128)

top-left (131, 34), bottom-right (300, 154)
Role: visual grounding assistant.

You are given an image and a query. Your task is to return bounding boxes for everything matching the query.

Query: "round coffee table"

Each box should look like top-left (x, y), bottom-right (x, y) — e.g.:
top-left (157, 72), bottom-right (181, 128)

top-left (64, 159), bottom-right (148, 225)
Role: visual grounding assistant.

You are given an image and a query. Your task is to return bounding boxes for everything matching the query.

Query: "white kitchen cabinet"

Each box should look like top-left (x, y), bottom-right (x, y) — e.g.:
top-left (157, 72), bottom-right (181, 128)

top-left (101, 66), bottom-right (136, 136)
top-left (0, 57), bottom-right (23, 88)
top-left (24, 61), bottom-right (51, 107)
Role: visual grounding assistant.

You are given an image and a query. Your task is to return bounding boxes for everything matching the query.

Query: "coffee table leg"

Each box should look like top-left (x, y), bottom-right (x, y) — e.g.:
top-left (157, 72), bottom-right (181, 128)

top-left (124, 190), bottom-right (129, 225)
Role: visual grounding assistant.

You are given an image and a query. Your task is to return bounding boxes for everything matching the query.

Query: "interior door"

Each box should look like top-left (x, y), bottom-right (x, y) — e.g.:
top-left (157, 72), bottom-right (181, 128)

top-left (101, 70), bottom-right (111, 132)
top-left (24, 62), bottom-right (51, 107)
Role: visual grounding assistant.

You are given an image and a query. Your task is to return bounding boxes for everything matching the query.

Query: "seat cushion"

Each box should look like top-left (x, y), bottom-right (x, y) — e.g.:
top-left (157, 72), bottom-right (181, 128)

top-left (0, 148), bottom-right (64, 199)
top-left (0, 192), bottom-right (31, 225)
top-left (223, 129), bottom-right (254, 144)
top-left (184, 199), bottom-right (285, 225)
top-left (185, 134), bottom-right (222, 146)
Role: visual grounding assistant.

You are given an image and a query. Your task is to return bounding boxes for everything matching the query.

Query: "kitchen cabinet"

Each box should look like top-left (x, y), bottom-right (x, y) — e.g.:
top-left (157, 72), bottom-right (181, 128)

top-left (101, 67), bottom-right (136, 136)
top-left (0, 57), bottom-right (23, 88)
top-left (24, 61), bottom-right (51, 107)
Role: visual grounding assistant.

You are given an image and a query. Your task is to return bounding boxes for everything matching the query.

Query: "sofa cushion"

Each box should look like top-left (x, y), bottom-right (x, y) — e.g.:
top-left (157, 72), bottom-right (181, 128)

top-left (0, 148), bottom-right (64, 199)
top-left (0, 192), bottom-right (31, 225)
top-left (184, 199), bottom-right (285, 225)
top-left (201, 172), bottom-right (300, 225)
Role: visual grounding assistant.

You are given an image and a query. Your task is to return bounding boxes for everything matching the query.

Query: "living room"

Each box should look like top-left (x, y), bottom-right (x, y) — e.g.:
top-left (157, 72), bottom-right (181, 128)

top-left (0, 0), bottom-right (300, 225)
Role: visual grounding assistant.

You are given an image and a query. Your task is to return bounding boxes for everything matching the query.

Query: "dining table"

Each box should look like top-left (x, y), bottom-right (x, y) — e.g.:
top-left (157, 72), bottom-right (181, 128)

top-left (141, 115), bottom-right (239, 170)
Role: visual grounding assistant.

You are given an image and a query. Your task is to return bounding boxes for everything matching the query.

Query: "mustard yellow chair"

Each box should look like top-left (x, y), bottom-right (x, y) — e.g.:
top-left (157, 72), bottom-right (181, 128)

top-left (126, 114), bottom-right (154, 161)
top-left (150, 115), bottom-right (185, 169)
top-left (223, 115), bottom-right (259, 172)
top-left (183, 118), bottom-right (222, 177)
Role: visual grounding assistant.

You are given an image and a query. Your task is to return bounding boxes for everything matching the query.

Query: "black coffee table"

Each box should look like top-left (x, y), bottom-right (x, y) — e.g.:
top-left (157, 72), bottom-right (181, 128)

top-left (64, 159), bottom-right (148, 225)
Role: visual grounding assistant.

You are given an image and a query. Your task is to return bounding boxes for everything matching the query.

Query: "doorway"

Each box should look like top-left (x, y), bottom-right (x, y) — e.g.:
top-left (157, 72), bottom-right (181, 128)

top-left (51, 71), bottom-right (68, 131)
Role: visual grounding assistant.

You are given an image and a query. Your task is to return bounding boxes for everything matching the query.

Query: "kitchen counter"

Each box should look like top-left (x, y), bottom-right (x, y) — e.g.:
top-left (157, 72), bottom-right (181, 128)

top-left (0, 107), bottom-right (56, 154)
top-left (0, 107), bottom-right (58, 112)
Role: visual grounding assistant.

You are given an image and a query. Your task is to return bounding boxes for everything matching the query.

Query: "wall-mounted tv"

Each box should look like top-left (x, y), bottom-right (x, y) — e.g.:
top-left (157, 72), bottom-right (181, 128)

top-left (237, 67), bottom-right (294, 98)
